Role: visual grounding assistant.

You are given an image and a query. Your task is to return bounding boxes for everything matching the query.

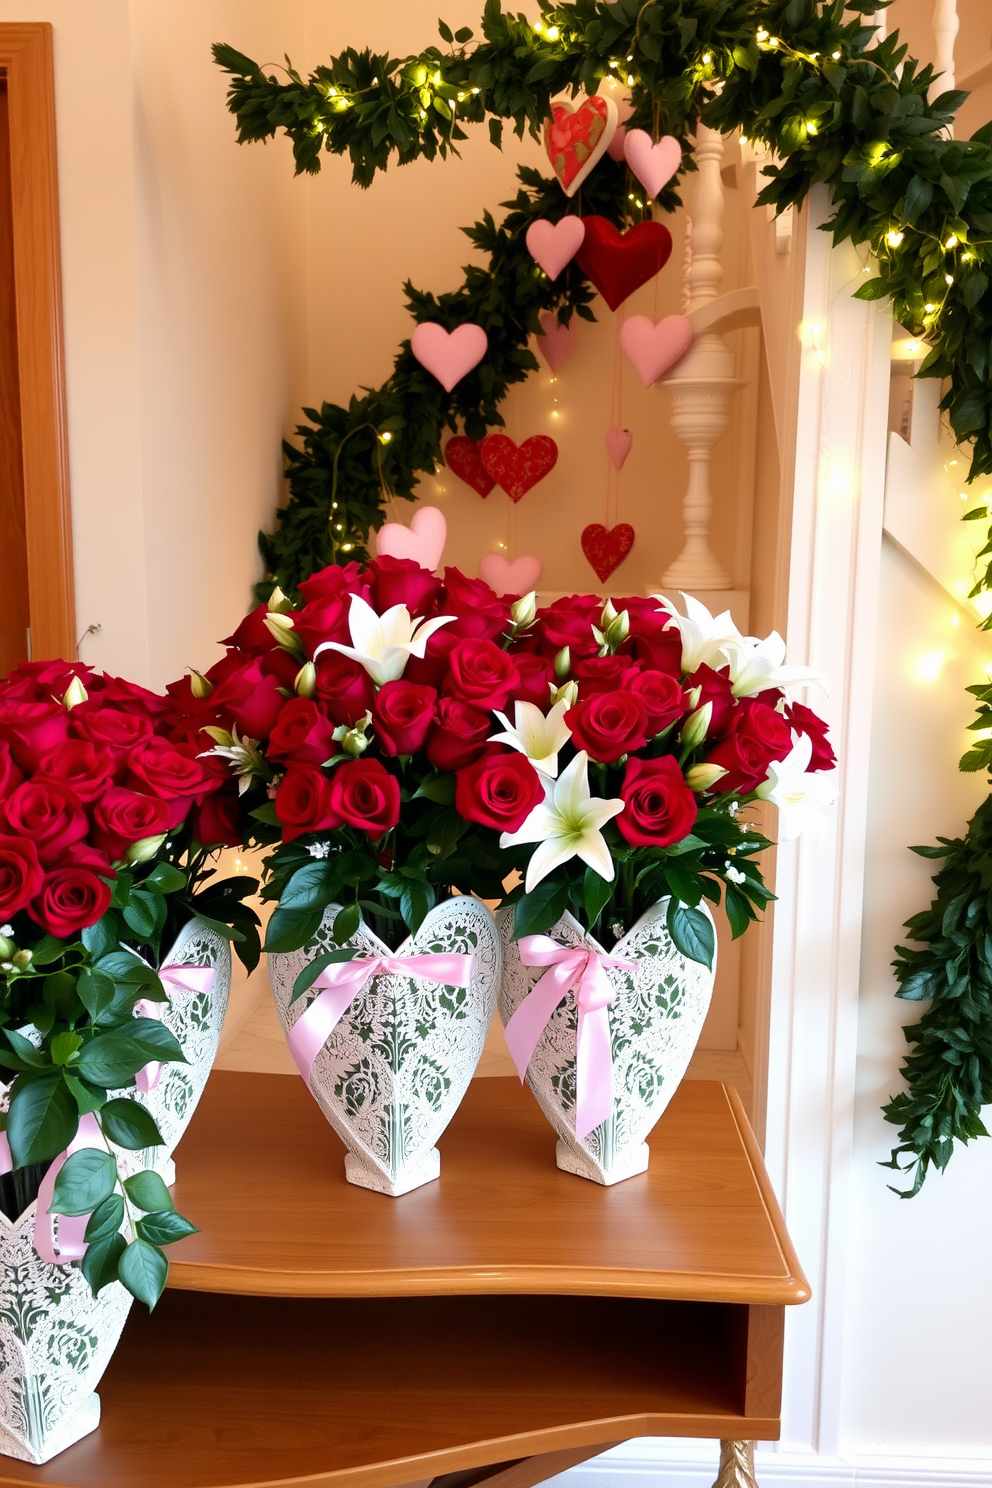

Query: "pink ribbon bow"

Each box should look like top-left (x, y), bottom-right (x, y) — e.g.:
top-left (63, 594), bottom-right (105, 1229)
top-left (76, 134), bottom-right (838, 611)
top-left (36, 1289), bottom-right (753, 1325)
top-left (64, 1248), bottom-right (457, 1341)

top-left (287, 952), bottom-right (475, 1086)
top-left (0, 1113), bottom-right (105, 1265)
top-left (134, 963), bottom-right (214, 1093)
top-left (504, 935), bottom-right (636, 1141)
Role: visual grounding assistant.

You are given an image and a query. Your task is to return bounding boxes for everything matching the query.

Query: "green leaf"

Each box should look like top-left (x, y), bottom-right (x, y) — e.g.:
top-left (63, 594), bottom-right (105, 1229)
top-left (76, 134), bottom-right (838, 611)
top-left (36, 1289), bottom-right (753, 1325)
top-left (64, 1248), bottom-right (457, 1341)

top-left (512, 879), bottom-right (569, 940)
top-left (29, 935), bottom-right (69, 966)
top-left (43, 970), bottom-right (79, 1019)
top-left (126, 1018), bottom-right (186, 1064)
top-left (488, 117), bottom-right (503, 148)
top-left (281, 861), bottom-right (334, 912)
top-left (99, 1098), bottom-right (163, 1150)
top-left (137, 1210), bottom-right (199, 1246)
top-left (123, 1170), bottom-right (175, 1214)
top-left (399, 878), bottom-right (434, 934)
top-left (902, 174), bottom-right (933, 223)
top-left (4, 1029), bottom-right (48, 1069)
top-left (290, 947), bottom-right (357, 1004)
top-left (85, 1193), bottom-right (125, 1243)
top-left (118, 1237), bottom-right (169, 1309)
top-left (454, 26), bottom-right (473, 42)
top-left (437, 18), bottom-right (453, 43)
top-left (123, 888), bottom-right (166, 941)
top-left (81, 916), bottom-right (117, 960)
top-left (50, 1031), bottom-right (82, 1066)
top-left (7, 1071), bottom-right (78, 1166)
top-left (81, 1230), bottom-right (126, 1297)
top-left (724, 883), bottom-right (756, 939)
top-left (75, 1035), bottom-right (152, 1088)
top-left (264, 904), bottom-right (325, 954)
top-left (414, 772), bottom-right (456, 804)
top-left (666, 900), bottom-right (715, 969)
top-left (76, 969), bottom-right (116, 1022)
top-left (853, 277), bottom-right (891, 301)
top-left (250, 802), bottom-right (280, 825)
top-left (582, 867), bottom-right (613, 933)
top-left (143, 862), bottom-right (187, 895)
top-left (51, 1148), bottom-right (117, 1216)
top-left (333, 901), bottom-right (362, 944)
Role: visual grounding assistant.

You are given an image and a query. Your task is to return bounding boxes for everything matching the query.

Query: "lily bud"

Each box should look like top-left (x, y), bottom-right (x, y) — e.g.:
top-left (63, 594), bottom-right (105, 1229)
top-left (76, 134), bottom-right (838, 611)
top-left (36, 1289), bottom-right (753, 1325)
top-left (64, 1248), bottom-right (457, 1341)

top-left (685, 685), bottom-right (702, 712)
top-left (549, 679), bottom-right (579, 709)
top-left (0, 936), bottom-right (14, 962)
top-left (295, 661), bottom-right (317, 698)
top-left (267, 586), bottom-right (294, 615)
top-left (510, 590), bottom-right (537, 628)
top-left (680, 701), bottom-right (713, 751)
top-left (263, 611), bottom-right (304, 658)
top-left (600, 599), bottom-right (618, 629)
top-left (189, 670), bottom-right (213, 699)
top-left (202, 726), bottom-right (234, 749)
top-left (604, 608), bottom-right (630, 650)
top-left (62, 676), bottom-right (88, 710)
top-left (685, 762), bottom-right (728, 792)
top-left (553, 646), bottom-right (571, 681)
top-left (11, 950), bottom-right (33, 971)
top-left (126, 833), bottom-right (169, 864)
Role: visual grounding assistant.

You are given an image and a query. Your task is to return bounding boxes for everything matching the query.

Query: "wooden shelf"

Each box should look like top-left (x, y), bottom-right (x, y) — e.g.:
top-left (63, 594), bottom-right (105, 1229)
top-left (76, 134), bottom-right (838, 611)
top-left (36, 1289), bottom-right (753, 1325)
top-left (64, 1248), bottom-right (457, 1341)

top-left (165, 1073), bottom-right (807, 1305)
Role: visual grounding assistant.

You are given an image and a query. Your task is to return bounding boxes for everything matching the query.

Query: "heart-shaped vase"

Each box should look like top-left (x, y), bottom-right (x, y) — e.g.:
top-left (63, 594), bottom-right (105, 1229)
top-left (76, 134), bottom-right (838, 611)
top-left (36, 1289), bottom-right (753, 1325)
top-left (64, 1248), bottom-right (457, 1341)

top-left (575, 217), bottom-right (673, 311)
top-left (480, 434), bottom-right (558, 502)
top-left (543, 95), bottom-right (618, 196)
top-left (444, 436), bottom-right (496, 497)
top-left (498, 900), bottom-right (715, 1185)
top-left (620, 314), bottom-right (693, 386)
top-left (411, 321), bottom-right (488, 391)
top-left (581, 522), bottom-right (635, 582)
top-left (375, 505), bottom-right (447, 571)
top-left (478, 552), bottom-right (543, 596)
top-left (269, 898), bottom-right (500, 1196)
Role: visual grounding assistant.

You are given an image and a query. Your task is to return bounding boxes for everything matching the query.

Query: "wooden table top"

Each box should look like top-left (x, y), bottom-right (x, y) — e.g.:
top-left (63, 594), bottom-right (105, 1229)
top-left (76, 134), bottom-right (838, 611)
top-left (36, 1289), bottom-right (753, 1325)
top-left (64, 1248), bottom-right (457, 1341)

top-left (168, 1072), bottom-right (809, 1306)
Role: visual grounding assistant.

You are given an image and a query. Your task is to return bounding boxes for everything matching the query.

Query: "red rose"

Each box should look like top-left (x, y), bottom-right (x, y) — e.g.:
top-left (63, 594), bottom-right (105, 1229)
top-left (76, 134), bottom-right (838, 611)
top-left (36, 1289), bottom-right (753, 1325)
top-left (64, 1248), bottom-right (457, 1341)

top-left (93, 676), bottom-right (169, 715)
top-left (222, 604), bottom-right (281, 654)
top-left (687, 664), bottom-right (736, 737)
top-left (705, 700), bottom-right (794, 793)
top-left (535, 595), bottom-right (603, 662)
top-left (0, 836), bottom-right (45, 918)
top-left (126, 741), bottom-right (212, 827)
top-left (92, 788), bottom-right (173, 860)
top-left (617, 756), bottom-right (697, 848)
top-left (328, 759), bottom-right (400, 839)
top-left (190, 789), bottom-right (242, 848)
top-left (0, 660), bottom-right (92, 701)
top-left (440, 569), bottom-right (509, 641)
top-left (0, 742), bottom-right (24, 798)
top-left (455, 751), bottom-right (544, 832)
top-left (369, 556), bottom-right (442, 617)
top-left (315, 652), bottom-right (375, 727)
top-left (71, 707), bottom-right (153, 763)
top-left (443, 639), bottom-right (519, 712)
top-left (275, 768), bottom-right (342, 842)
top-left (573, 654), bottom-right (640, 698)
top-left (291, 594), bottom-right (353, 660)
top-left (268, 698), bottom-right (339, 766)
top-left (509, 653), bottom-right (554, 709)
top-left (211, 657), bottom-right (285, 740)
top-left (30, 866), bottom-right (112, 938)
top-left (260, 648), bottom-right (302, 689)
top-left (629, 670), bottom-right (685, 733)
top-left (297, 561), bottom-right (368, 605)
top-left (36, 741), bottom-right (116, 804)
top-left (0, 701), bottom-right (69, 771)
top-left (403, 628), bottom-right (459, 689)
top-left (786, 702), bottom-right (835, 772)
top-left (565, 691), bottom-right (650, 764)
top-left (2, 780), bottom-right (88, 868)
top-left (426, 698), bottom-right (493, 771)
top-left (620, 597), bottom-right (684, 675)
top-left (372, 681), bottom-right (437, 757)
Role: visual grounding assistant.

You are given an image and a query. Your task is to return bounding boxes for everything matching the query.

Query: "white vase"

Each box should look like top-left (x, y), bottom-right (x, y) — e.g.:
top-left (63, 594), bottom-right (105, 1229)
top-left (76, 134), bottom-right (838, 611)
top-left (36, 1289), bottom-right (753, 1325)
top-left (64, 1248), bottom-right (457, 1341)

top-left (268, 897), bottom-right (500, 1196)
top-left (114, 917), bottom-right (231, 1184)
top-left (0, 1204), bottom-right (132, 1464)
top-left (498, 898), bottom-right (716, 1185)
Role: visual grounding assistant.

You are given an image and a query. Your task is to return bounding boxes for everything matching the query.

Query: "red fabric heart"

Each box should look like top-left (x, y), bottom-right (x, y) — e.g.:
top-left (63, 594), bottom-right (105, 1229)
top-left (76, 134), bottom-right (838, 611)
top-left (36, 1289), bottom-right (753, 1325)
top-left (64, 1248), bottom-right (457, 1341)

top-left (444, 436), bottom-right (495, 497)
top-left (575, 217), bottom-right (673, 311)
top-left (480, 434), bottom-right (558, 503)
top-left (581, 522), bottom-right (635, 582)
top-left (543, 96), bottom-right (616, 197)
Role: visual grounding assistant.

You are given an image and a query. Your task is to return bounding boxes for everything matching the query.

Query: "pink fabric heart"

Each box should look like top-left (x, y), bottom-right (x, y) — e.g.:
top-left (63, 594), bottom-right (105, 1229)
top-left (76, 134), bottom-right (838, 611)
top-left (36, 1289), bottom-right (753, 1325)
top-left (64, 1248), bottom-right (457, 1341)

top-left (607, 122), bottom-right (627, 161)
top-left (606, 428), bottom-right (633, 470)
top-left (525, 217), bottom-right (586, 281)
top-left (479, 552), bottom-right (543, 597)
top-left (536, 311), bottom-right (577, 373)
top-left (623, 130), bottom-right (682, 198)
top-left (411, 322), bottom-right (488, 392)
top-left (619, 314), bottom-right (693, 386)
top-left (375, 505), bottom-right (447, 572)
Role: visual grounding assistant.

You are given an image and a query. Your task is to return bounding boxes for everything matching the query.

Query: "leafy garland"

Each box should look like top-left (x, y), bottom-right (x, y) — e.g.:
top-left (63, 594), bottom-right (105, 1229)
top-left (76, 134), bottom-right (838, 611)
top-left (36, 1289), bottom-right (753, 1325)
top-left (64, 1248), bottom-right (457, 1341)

top-left (215, 0), bottom-right (992, 1190)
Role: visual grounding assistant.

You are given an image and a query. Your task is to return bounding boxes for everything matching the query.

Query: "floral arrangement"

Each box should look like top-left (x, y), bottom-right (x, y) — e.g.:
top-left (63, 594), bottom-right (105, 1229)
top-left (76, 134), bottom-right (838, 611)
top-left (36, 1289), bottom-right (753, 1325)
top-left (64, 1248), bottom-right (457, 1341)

top-left (0, 660), bottom-right (260, 1307)
top-left (195, 558), bottom-right (835, 968)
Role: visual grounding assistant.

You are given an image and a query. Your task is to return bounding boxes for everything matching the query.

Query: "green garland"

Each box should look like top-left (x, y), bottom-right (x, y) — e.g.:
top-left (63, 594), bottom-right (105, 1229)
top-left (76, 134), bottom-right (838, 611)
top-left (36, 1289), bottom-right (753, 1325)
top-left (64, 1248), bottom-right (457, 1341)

top-left (215, 0), bottom-right (992, 1190)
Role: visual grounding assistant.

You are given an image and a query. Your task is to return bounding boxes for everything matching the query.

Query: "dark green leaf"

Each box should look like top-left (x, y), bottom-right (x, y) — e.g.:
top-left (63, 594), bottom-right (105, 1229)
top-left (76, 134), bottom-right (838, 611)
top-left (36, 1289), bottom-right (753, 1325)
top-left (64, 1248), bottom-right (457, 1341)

top-left (123, 1170), bottom-right (174, 1214)
top-left (333, 902), bottom-right (362, 944)
top-left (75, 1035), bottom-right (152, 1088)
top-left (81, 1230), bottom-right (126, 1297)
top-left (7, 1071), bottom-right (78, 1167)
top-left (85, 1193), bottom-right (125, 1243)
top-left (81, 917), bottom-right (117, 960)
top-left (99, 1098), bottom-right (163, 1150)
top-left (51, 1148), bottom-right (117, 1216)
top-left (512, 879), bottom-right (569, 940)
top-left (137, 1210), bottom-right (199, 1246)
top-left (143, 862), bottom-right (187, 895)
top-left (666, 900), bottom-right (715, 970)
top-left (118, 1237), bottom-right (169, 1308)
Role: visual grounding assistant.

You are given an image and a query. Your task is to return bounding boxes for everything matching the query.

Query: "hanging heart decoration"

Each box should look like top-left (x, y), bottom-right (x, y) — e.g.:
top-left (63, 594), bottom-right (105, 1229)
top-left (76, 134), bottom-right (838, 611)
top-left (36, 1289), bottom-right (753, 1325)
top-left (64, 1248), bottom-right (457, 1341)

top-left (607, 124), bottom-right (628, 162)
top-left (444, 436), bottom-right (496, 497)
top-left (543, 94), bottom-right (618, 198)
top-left (619, 314), bottom-right (693, 386)
top-left (479, 552), bottom-right (543, 597)
top-left (480, 434), bottom-right (558, 503)
top-left (375, 505), bottom-right (447, 572)
top-left (606, 428), bottom-right (633, 470)
top-left (536, 311), bottom-right (576, 373)
top-left (525, 217), bottom-right (586, 281)
top-left (410, 322), bottom-right (488, 392)
top-left (623, 130), bottom-right (683, 199)
top-left (575, 217), bottom-right (673, 312)
top-left (581, 522), bottom-right (635, 582)
top-left (597, 76), bottom-right (633, 160)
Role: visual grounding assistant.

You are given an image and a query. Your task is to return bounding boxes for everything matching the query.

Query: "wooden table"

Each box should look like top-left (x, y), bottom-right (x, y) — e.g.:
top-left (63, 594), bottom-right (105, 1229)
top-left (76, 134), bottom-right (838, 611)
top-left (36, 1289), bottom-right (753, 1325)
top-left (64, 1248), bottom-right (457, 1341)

top-left (0, 1073), bottom-right (809, 1488)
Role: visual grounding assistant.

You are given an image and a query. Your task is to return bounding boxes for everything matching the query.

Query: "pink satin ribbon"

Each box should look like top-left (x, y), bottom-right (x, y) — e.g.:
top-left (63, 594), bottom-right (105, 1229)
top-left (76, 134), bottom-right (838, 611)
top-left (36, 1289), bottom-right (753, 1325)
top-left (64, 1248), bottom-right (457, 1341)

top-left (504, 935), bottom-right (636, 1141)
top-left (287, 953), bottom-right (474, 1085)
top-left (134, 963), bottom-right (214, 1093)
top-left (0, 1112), bottom-right (109, 1265)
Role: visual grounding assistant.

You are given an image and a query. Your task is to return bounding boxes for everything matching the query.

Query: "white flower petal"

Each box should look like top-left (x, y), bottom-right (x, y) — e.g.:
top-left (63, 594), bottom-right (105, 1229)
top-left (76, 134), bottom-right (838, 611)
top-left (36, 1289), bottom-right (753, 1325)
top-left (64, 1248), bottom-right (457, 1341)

top-left (574, 829), bottom-right (616, 884)
top-left (525, 837), bottom-right (577, 893)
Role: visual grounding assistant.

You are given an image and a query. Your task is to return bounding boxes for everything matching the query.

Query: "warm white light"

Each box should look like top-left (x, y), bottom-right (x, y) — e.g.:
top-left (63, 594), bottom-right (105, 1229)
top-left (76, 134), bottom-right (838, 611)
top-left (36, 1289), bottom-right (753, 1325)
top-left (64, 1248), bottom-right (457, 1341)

top-left (885, 229), bottom-right (904, 247)
top-left (945, 235), bottom-right (958, 249)
top-left (831, 49), bottom-right (841, 59)
top-left (911, 650), bottom-right (946, 684)
top-left (945, 273), bottom-right (955, 285)
top-left (545, 25), bottom-right (560, 41)
top-left (702, 52), bottom-right (712, 64)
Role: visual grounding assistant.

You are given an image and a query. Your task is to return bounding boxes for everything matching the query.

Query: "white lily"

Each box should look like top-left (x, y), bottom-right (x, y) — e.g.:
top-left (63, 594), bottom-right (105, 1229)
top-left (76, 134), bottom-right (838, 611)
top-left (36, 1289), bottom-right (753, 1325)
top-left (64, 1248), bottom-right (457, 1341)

top-left (488, 698), bottom-right (572, 778)
top-left (315, 593), bottom-right (455, 686)
top-left (652, 593), bottom-right (743, 674)
top-left (722, 630), bottom-right (826, 698)
top-left (755, 735), bottom-right (838, 844)
top-left (501, 751), bottom-right (625, 893)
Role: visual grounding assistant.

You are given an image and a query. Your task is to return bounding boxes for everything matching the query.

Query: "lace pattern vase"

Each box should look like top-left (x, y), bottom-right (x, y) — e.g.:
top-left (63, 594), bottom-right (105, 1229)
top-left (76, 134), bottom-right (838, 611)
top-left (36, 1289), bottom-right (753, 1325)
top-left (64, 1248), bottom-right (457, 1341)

top-left (0, 1206), bottom-right (132, 1464)
top-left (268, 897), bottom-right (500, 1196)
top-left (498, 898), bottom-right (715, 1184)
top-left (114, 917), bottom-right (231, 1185)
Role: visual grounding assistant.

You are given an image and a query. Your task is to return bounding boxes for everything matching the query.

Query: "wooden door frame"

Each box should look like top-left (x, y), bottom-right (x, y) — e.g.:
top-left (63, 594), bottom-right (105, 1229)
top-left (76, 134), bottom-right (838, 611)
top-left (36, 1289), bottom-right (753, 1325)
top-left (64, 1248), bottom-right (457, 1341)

top-left (0, 22), bottom-right (75, 661)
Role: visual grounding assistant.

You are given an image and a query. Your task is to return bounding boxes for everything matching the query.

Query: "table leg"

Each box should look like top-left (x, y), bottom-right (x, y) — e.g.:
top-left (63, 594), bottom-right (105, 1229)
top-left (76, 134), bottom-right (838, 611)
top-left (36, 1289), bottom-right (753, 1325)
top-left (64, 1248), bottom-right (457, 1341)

top-left (712, 1440), bottom-right (758, 1488)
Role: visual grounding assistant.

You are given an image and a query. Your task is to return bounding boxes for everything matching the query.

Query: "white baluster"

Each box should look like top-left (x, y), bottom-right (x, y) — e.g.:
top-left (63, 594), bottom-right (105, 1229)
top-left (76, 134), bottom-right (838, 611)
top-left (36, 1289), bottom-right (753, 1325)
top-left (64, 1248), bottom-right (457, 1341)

top-left (661, 122), bottom-right (738, 591)
top-left (933, 0), bottom-right (958, 94)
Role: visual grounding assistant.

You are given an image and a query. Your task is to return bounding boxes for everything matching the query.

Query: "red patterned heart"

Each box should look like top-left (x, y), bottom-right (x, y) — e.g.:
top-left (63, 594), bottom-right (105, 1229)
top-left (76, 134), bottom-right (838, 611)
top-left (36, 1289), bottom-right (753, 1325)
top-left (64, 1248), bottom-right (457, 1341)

top-left (543, 96), bottom-right (618, 197)
top-left (581, 522), bottom-right (635, 582)
top-left (575, 217), bottom-right (673, 311)
top-left (480, 434), bottom-right (558, 503)
top-left (444, 436), bottom-right (495, 497)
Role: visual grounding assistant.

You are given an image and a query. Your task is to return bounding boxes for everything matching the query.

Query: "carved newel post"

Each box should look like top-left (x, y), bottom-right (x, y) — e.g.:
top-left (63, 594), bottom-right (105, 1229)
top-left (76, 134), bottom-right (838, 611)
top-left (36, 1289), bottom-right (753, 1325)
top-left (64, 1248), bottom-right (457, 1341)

top-left (661, 122), bottom-right (740, 591)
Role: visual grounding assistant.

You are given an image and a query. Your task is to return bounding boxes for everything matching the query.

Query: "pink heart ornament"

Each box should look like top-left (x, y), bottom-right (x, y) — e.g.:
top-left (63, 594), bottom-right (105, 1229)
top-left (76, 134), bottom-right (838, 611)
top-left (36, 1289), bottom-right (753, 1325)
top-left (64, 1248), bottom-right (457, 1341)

top-left (479, 552), bottom-right (543, 597)
top-left (619, 314), bottom-right (693, 387)
top-left (606, 427), bottom-right (633, 470)
top-left (375, 505), bottom-right (447, 572)
top-left (623, 130), bottom-right (682, 198)
top-left (525, 217), bottom-right (586, 281)
top-left (410, 322), bottom-right (488, 392)
top-left (536, 311), bottom-right (577, 373)
top-left (607, 122), bottom-right (628, 162)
